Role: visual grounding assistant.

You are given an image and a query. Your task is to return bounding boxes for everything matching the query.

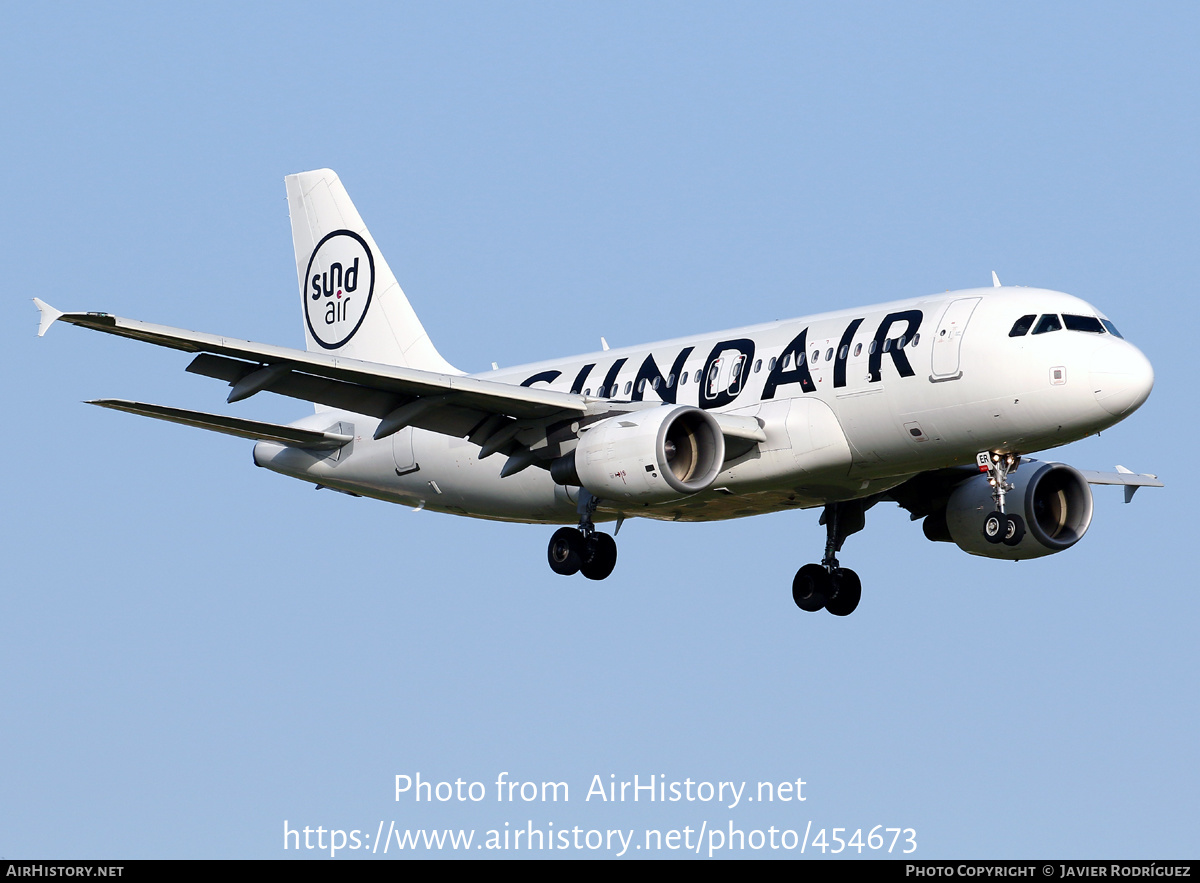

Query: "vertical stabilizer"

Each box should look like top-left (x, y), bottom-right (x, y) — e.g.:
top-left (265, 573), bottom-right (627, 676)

top-left (285, 169), bottom-right (460, 373)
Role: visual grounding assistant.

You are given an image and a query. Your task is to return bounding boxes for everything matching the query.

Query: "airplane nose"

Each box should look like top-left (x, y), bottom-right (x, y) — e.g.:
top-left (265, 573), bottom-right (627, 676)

top-left (1089, 340), bottom-right (1154, 416)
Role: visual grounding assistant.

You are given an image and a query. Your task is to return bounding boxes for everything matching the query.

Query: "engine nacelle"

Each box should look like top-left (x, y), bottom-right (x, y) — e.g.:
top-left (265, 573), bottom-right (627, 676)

top-left (560, 405), bottom-right (725, 504)
top-left (936, 461), bottom-right (1094, 560)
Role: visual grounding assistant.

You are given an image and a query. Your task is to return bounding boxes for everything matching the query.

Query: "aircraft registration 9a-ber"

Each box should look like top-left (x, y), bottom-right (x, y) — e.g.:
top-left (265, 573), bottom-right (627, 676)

top-left (35, 169), bottom-right (1162, 616)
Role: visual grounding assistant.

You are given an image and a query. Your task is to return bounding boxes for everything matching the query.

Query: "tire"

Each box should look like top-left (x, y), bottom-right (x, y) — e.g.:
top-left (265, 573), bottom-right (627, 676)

top-left (983, 511), bottom-right (1005, 544)
top-left (580, 532), bottom-right (618, 580)
top-left (825, 568), bottom-right (862, 616)
top-left (792, 563), bottom-right (831, 612)
top-left (1002, 514), bottom-right (1026, 546)
top-left (547, 527), bottom-right (584, 576)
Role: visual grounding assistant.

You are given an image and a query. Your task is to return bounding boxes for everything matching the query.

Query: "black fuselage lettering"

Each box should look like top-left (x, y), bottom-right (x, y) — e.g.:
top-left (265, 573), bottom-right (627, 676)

top-left (530, 310), bottom-right (923, 406)
top-left (632, 347), bottom-right (694, 403)
top-left (761, 327), bottom-right (815, 400)
top-left (569, 363), bottom-right (596, 394)
top-left (521, 370), bottom-right (562, 388)
top-left (600, 358), bottom-right (628, 397)
top-left (833, 317), bottom-right (864, 388)
top-left (867, 310), bottom-right (922, 382)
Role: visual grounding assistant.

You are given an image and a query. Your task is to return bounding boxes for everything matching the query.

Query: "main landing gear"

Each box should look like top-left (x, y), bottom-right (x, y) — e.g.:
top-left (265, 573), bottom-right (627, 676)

top-left (547, 490), bottom-right (618, 581)
top-left (792, 501), bottom-right (866, 616)
top-left (977, 451), bottom-right (1025, 547)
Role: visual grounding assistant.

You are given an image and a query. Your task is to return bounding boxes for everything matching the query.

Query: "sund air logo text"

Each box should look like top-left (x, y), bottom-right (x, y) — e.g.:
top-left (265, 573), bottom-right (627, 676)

top-left (304, 229), bottom-right (375, 349)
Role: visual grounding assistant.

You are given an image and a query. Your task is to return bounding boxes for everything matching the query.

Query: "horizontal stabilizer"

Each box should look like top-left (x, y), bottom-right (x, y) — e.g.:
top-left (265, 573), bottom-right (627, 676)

top-left (1079, 466), bottom-right (1163, 503)
top-left (87, 400), bottom-right (353, 449)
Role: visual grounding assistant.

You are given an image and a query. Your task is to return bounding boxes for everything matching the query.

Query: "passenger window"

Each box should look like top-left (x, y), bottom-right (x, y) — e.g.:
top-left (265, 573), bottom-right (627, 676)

top-left (680, 371), bottom-right (688, 385)
top-left (1032, 314), bottom-right (1062, 335)
top-left (811, 350), bottom-right (819, 363)
top-left (1009, 314), bottom-right (1036, 337)
top-left (754, 359), bottom-right (762, 373)
top-left (1063, 314), bottom-right (1105, 333)
top-left (797, 352), bottom-right (806, 367)
top-left (853, 343), bottom-right (862, 357)
top-left (869, 340), bottom-right (877, 355)
top-left (912, 333), bottom-right (920, 347)
top-left (825, 347), bottom-right (834, 361)
top-left (624, 381), bottom-right (632, 395)
top-left (839, 345), bottom-right (848, 360)
top-left (782, 353), bottom-right (792, 370)
top-left (882, 339), bottom-right (892, 353)
top-left (768, 357), bottom-right (776, 371)
top-left (637, 379), bottom-right (646, 393)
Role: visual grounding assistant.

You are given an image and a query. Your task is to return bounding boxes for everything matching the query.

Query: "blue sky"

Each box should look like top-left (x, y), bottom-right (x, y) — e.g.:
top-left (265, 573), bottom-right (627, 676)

top-left (2, 2), bottom-right (1195, 859)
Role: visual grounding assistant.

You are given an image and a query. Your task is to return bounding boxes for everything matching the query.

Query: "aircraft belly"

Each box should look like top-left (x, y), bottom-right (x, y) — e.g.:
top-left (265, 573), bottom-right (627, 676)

top-left (402, 431), bottom-right (574, 521)
top-left (254, 437), bottom-right (427, 505)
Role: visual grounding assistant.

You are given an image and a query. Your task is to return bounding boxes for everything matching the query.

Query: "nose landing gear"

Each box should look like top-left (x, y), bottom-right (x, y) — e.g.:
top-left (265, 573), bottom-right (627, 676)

top-left (792, 501), bottom-right (866, 616)
top-left (977, 451), bottom-right (1026, 547)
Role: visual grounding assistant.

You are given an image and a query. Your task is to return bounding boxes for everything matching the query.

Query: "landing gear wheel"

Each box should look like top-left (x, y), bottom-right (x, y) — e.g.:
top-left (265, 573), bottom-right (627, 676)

top-left (580, 532), bottom-right (618, 581)
top-left (983, 511), bottom-right (1006, 544)
top-left (547, 527), bottom-right (583, 576)
top-left (792, 563), bottom-right (831, 612)
top-left (1002, 514), bottom-right (1025, 546)
top-left (825, 568), bottom-right (862, 617)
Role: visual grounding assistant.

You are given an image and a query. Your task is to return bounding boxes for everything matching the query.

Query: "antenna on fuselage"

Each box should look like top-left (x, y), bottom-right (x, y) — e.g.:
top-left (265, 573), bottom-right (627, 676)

top-left (991, 271), bottom-right (1002, 288)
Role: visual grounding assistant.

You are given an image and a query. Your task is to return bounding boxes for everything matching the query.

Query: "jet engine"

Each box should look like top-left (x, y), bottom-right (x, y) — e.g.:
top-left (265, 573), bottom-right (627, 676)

top-left (551, 405), bottom-right (725, 504)
top-left (926, 461), bottom-right (1094, 560)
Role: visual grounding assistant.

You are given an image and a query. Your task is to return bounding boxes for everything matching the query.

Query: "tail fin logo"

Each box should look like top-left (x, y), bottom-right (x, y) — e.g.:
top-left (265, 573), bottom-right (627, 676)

top-left (303, 229), bottom-right (375, 349)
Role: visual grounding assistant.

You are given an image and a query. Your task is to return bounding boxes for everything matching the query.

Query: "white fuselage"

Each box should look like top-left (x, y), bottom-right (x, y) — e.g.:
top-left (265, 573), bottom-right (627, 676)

top-left (252, 286), bottom-right (1153, 524)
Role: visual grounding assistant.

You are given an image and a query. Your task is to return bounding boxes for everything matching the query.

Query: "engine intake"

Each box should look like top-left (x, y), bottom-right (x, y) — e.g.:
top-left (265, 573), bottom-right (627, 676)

top-left (556, 405), bottom-right (725, 504)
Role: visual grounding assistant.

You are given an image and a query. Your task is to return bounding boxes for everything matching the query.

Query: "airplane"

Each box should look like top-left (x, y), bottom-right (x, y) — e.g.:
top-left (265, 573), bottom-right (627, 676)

top-left (34, 169), bottom-right (1161, 616)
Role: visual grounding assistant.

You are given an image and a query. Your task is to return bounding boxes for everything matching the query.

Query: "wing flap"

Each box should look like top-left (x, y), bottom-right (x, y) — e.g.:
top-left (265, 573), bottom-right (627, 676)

top-left (187, 353), bottom-right (399, 417)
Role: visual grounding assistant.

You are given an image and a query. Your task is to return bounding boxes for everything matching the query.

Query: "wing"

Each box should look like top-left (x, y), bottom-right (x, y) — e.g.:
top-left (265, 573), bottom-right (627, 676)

top-left (37, 299), bottom-right (586, 432)
top-left (88, 399), bottom-right (354, 449)
top-left (36, 299), bottom-right (762, 472)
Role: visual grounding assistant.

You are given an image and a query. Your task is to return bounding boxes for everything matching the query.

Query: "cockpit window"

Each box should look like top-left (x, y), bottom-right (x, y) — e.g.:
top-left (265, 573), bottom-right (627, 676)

top-left (1063, 314), bottom-right (1105, 333)
top-left (1032, 314), bottom-right (1062, 335)
top-left (1101, 319), bottom-right (1124, 339)
top-left (1009, 314), bottom-right (1036, 337)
